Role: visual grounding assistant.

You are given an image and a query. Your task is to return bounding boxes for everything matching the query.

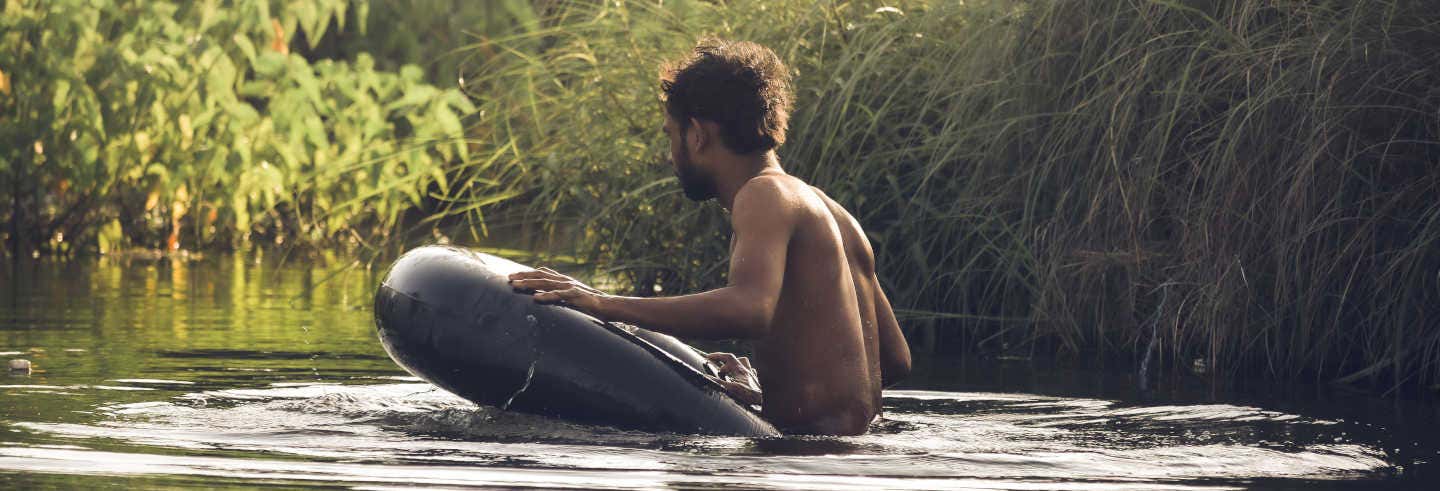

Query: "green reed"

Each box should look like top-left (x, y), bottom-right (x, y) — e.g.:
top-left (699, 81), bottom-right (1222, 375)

top-left (458, 0), bottom-right (1440, 393)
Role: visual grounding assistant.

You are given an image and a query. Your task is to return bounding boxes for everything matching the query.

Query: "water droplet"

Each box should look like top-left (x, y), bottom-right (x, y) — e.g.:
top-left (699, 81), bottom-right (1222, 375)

top-left (501, 359), bottom-right (538, 411)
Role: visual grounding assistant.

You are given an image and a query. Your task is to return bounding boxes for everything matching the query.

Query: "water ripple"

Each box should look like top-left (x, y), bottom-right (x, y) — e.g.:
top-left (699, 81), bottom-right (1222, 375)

top-left (1, 383), bottom-right (1395, 489)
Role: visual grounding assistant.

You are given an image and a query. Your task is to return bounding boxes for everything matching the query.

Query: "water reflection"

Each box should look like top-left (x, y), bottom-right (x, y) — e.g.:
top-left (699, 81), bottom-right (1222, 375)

top-left (0, 382), bottom-right (1395, 489)
top-left (0, 255), bottom-right (1435, 489)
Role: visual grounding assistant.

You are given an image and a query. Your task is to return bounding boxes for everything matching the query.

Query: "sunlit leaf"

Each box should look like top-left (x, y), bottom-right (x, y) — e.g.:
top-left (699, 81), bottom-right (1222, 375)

top-left (52, 78), bottom-right (71, 111)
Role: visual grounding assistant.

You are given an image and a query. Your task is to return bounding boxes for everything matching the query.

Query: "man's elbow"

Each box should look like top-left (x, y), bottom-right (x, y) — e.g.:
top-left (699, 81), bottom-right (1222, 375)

top-left (731, 306), bottom-right (773, 339)
top-left (724, 291), bottom-right (774, 339)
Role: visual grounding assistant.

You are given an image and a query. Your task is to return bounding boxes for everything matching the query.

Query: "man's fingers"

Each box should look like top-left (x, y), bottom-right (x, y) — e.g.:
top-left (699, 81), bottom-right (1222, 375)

top-left (533, 288), bottom-right (580, 303)
top-left (708, 352), bottom-right (755, 379)
top-left (704, 374), bottom-right (761, 405)
top-left (507, 270), bottom-right (546, 280)
top-left (706, 353), bottom-right (740, 372)
top-left (706, 352), bottom-right (741, 365)
top-left (510, 278), bottom-right (573, 291)
top-left (533, 268), bottom-right (570, 281)
top-left (705, 374), bottom-right (742, 392)
top-left (508, 268), bottom-right (568, 282)
top-left (510, 277), bottom-right (553, 290)
top-left (706, 375), bottom-right (743, 392)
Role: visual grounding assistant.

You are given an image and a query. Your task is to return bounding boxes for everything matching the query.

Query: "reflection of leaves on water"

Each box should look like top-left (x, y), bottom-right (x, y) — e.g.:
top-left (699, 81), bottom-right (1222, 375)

top-left (156, 349), bottom-right (389, 361)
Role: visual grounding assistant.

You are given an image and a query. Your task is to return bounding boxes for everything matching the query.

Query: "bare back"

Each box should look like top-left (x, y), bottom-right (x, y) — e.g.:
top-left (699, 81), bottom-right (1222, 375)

top-left (741, 175), bottom-right (904, 435)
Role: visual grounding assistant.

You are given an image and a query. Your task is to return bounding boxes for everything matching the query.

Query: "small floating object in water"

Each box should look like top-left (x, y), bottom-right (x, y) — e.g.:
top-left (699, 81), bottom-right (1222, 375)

top-left (8, 359), bottom-right (32, 373)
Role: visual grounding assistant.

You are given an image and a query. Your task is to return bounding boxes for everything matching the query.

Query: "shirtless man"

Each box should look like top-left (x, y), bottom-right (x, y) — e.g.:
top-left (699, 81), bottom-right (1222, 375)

top-left (507, 39), bottom-right (910, 435)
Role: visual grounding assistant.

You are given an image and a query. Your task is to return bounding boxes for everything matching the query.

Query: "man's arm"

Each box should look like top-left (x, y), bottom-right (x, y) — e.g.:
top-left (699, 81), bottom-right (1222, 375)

top-left (848, 228), bottom-right (910, 387)
top-left (812, 186), bottom-right (911, 387)
top-left (510, 177), bottom-right (794, 340)
top-left (872, 282), bottom-right (911, 387)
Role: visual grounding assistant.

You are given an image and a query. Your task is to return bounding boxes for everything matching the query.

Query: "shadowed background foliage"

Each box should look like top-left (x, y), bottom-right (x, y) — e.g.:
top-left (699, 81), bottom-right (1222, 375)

top-left (4, 0), bottom-right (1439, 394)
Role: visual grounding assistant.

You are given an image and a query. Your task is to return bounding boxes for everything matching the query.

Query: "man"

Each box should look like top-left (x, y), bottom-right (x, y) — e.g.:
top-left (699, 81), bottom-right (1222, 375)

top-left (507, 39), bottom-right (910, 435)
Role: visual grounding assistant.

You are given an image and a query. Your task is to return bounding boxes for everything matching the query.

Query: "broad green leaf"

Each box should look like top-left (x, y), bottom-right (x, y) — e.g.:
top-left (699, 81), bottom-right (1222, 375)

top-left (399, 64), bottom-right (423, 83)
top-left (434, 105), bottom-right (462, 139)
top-left (205, 49), bottom-right (237, 101)
top-left (388, 85), bottom-right (439, 114)
top-left (232, 33), bottom-right (257, 65)
top-left (291, 0), bottom-right (323, 48)
top-left (253, 51), bottom-right (286, 76)
top-left (52, 78), bottom-right (71, 110)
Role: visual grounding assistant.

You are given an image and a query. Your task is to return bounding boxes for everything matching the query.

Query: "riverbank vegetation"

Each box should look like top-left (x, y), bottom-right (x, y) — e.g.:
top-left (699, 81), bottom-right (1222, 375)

top-left (1, 0), bottom-right (533, 254)
top-left (5, 0), bottom-right (1439, 395)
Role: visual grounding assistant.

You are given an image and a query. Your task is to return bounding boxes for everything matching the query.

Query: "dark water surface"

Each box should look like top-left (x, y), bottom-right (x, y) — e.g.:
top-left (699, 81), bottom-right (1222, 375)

top-left (1, 254), bottom-right (1437, 489)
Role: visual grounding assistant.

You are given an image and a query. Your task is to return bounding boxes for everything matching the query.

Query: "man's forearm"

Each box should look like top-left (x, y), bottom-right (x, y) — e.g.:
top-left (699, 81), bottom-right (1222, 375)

top-left (595, 287), bottom-right (770, 340)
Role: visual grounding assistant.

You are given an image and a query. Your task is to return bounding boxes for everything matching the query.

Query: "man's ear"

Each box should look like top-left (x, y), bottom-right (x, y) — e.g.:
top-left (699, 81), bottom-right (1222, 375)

top-left (688, 117), bottom-right (706, 152)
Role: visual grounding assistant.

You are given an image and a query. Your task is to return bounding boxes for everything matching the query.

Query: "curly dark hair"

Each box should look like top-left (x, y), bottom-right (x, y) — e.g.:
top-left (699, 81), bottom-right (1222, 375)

top-left (660, 38), bottom-right (793, 155)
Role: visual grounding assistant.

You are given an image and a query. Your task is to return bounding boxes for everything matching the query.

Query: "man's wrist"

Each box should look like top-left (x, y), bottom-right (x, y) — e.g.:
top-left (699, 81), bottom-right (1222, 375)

top-left (593, 293), bottom-right (620, 322)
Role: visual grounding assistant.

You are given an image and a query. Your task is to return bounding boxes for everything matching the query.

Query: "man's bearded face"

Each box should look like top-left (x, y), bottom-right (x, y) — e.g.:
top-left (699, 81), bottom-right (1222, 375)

top-left (670, 124), bottom-right (716, 201)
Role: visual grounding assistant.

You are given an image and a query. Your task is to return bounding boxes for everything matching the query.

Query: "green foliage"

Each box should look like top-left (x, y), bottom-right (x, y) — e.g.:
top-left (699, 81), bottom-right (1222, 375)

top-left (0, 0), bottom-right (520, 254)
top-left (461, 0), bottom-right (1440, 393)
top-left (306, 0), bottom-right (544, 85)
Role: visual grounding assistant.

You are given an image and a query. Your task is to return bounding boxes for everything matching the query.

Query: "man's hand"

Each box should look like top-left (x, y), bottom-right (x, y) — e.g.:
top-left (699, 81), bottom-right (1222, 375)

top-left (508, 267), bottom-right (608, 317)
top-left (705, 352), bottom-right (762, 406)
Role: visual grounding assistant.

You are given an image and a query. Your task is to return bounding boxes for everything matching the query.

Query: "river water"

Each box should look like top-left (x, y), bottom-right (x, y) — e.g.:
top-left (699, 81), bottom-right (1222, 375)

top-left (0, 254), bottom-right (1436, 489)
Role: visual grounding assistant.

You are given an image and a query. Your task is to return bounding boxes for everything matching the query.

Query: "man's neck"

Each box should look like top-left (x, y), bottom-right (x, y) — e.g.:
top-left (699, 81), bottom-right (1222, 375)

top-left (715, 151), bottom-right (784, 210)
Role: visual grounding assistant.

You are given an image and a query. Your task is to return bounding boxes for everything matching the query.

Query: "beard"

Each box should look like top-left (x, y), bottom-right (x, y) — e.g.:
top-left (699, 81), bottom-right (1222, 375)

top-left (672, 144), bottom-right (716, 202)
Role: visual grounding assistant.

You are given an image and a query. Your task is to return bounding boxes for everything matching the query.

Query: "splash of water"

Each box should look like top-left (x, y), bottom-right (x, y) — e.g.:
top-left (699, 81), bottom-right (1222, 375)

top-left (501, 358), bottom-right (538, 411)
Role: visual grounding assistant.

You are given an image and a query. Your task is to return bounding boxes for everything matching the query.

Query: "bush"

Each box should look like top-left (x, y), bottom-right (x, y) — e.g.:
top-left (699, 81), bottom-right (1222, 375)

top-left (0, 0), bottom-right (522, 255)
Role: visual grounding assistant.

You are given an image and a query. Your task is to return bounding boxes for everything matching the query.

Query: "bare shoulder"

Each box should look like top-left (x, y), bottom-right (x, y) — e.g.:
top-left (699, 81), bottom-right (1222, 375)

top-left (730, 175), bottom-right (806, 236)
top-left (743, 173), bottom-right (813, 196)
top-left (734, 174), bottom-right (811, 213)
top-left (807, 186), bottom-right (860, 233)
top-left (807, 186), bottom-right (848, 219)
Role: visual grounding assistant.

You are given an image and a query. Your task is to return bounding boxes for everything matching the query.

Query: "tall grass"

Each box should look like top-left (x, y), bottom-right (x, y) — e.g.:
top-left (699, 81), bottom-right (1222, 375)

top-left (458, 0), bottom-right (1440, 393)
